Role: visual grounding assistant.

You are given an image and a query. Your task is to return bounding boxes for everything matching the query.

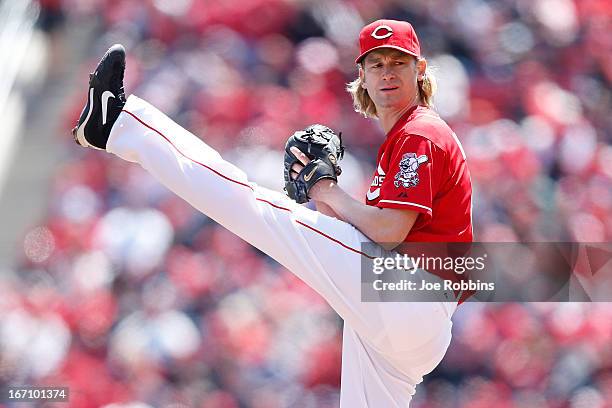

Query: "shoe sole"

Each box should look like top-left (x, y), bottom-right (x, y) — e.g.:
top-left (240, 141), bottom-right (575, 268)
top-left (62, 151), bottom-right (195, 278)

top-left (73, 44), bottom-right (125, 150)
top-left (75, 88), bottom-right (104, 150)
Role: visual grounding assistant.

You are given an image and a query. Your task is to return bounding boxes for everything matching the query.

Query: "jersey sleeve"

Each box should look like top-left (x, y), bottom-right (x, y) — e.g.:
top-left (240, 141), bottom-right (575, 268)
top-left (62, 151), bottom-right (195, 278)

top-left (376, 134), bottom-right (438, 220)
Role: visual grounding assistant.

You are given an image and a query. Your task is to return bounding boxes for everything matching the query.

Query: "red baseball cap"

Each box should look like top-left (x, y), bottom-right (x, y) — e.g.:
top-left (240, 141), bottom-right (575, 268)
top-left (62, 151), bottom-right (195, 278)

top-left (355, 19), bottom-right (421, 63)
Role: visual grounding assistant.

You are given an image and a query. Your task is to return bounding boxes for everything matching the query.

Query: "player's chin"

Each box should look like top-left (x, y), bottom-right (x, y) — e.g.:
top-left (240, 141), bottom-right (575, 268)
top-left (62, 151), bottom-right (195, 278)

top-left (375, 94), bottom-right (402, 107)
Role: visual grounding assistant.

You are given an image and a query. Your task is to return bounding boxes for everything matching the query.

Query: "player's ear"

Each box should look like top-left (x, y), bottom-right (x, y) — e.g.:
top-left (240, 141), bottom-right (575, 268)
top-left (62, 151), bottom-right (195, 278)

top-left (416, 58), bottom-right (427, 81)
top-left (359, 66), bottom-right (367, 89)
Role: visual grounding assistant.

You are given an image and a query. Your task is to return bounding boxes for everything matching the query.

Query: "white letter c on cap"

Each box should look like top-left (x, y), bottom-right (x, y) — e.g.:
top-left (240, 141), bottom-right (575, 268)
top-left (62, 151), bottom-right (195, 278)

top-left (371, 25), bottom-right (393, 40)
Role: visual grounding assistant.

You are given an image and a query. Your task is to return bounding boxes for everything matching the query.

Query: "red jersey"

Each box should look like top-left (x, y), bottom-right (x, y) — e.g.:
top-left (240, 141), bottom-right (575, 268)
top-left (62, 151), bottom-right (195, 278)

top-left (366, 105), bottom-right (474, 302)
top-left (366, 105), bottom-right (473, 243)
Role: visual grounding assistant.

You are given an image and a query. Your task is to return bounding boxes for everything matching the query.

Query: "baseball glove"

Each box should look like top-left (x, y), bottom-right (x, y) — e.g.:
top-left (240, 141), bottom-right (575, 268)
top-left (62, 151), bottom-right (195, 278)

top-left (284, 124), bottom-right (344, 204)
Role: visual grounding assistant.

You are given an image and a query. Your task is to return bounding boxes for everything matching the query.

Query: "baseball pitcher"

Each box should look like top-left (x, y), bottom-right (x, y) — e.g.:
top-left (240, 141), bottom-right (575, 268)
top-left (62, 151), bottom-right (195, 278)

top-left (72, 19), bottom-right (472, 407)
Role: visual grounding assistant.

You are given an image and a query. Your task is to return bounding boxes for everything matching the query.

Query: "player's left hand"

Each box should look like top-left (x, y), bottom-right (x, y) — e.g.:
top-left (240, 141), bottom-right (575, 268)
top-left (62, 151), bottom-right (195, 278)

top-left (283, 124), bottom-right (344, 204)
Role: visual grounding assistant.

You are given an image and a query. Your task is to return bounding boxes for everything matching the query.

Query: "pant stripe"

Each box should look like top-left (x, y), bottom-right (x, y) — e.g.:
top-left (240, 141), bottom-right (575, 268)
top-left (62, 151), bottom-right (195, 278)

top-left (121, 109), bottom-right (254, 191)
top-left (296, 220), bottom-right (374, 259)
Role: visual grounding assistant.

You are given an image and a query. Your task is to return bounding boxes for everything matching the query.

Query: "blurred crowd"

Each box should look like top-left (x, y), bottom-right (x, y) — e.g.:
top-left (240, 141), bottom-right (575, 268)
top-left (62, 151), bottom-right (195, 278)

top-left (1, 0), bottom-right (611, 407)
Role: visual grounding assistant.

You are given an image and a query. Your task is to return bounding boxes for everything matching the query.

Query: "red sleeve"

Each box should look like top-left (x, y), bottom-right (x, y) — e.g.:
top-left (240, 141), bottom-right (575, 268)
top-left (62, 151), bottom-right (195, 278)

top-left (376, 135), bottom-right (437, 221)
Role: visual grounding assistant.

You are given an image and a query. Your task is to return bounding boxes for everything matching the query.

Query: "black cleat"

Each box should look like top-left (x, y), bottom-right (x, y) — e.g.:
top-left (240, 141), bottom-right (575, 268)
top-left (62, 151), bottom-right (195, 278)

top-left (72, 44), bottom-right (126, 150)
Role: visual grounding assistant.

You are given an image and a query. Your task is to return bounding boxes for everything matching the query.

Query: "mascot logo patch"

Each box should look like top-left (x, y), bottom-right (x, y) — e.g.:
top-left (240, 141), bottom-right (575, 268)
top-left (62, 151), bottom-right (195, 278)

top-left (394, 153), bottom-right (428, 188)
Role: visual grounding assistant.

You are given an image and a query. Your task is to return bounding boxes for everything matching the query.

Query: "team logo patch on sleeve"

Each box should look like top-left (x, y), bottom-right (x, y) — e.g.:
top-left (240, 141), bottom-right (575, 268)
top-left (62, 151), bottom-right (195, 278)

top-left (394, 153), bottom-right (428, 188)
